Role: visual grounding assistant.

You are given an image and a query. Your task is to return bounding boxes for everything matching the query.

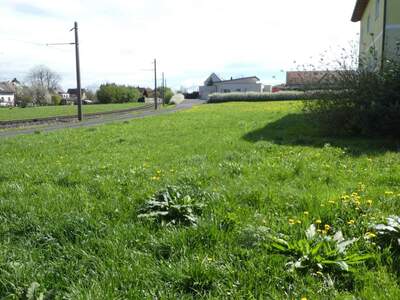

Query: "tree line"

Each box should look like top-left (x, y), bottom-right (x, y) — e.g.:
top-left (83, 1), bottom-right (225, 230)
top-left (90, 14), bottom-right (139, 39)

top-left (13, 65), bottom-right (174, 106)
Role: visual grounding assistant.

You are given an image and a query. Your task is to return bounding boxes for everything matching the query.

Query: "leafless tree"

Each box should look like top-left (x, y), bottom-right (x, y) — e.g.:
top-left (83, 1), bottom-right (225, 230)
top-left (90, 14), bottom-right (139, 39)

top-left (25, 65), bottom-right (61, 92)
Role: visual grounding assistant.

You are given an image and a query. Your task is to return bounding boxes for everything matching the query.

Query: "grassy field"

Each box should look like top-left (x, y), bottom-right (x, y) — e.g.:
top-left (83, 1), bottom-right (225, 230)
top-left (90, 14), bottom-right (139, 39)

top-left (0, 101), bottom-right (399, 299)
top-left (0, 102), bottom-right (145, 121)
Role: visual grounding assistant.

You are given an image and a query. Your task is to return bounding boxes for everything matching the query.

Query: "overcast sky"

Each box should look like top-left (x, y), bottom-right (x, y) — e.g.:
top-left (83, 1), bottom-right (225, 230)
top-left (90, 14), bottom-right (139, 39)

top-left (0, 0), bottom-right (359, 90)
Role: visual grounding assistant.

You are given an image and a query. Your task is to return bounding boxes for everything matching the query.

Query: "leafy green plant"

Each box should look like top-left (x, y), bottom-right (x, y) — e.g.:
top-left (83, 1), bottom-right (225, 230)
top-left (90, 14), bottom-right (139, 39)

top-left (137, 185), bottom-right (207, 226)
top-left (372, 216), bottom-right (400, 253)
top-left (268, 225), bottom-right (372, 275)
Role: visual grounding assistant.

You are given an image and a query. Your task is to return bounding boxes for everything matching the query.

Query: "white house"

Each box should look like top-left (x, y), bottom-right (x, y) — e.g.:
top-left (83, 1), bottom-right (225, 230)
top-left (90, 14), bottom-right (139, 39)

top-left (199, 73), bottom-right (263, 100)
top-left (0, 82), bottom-right (16, 107)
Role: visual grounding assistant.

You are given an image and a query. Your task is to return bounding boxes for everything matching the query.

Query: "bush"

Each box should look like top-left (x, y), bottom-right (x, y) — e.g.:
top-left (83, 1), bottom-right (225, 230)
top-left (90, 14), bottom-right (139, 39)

top-left (207, 91), bottom-right (309, 103)
top-left (157, 87), bottom-right (174, 104)
top-left (96, 83), bottom-right (141, 104)
top-left (170, 94), bottom-right (185, 105)
top-left (303, 60), bottom-right (400, 137)
top-left (51, 94), bottom-right (62, 105)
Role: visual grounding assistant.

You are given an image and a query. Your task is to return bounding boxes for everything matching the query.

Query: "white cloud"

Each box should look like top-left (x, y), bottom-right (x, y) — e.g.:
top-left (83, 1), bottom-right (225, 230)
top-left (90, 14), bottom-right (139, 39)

top-left (0, 0), bottom-right (360, 89)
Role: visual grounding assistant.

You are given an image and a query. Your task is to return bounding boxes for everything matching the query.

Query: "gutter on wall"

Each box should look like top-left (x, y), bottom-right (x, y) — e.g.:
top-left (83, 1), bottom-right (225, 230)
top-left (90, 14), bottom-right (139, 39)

top-left (381, 0), bottom-right (388, 71)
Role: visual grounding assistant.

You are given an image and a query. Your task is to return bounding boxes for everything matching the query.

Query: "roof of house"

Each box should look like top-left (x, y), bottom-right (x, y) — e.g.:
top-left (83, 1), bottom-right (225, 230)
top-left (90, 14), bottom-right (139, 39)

top-left (286, 70), bottom-right (339, 86)
top-left (351, 0), bottom-right (369, 22)
top-left (67, 88), bottom-right (86, 94)
top-left (214, 76), bottom-right (260, 84)
top-left (0, 82), bottom-right (16, 94)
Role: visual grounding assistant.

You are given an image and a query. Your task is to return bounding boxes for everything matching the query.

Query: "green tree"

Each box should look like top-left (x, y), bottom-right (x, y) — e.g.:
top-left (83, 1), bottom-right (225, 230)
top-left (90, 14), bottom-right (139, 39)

top-left (157, 86), bottom-right (174, 104)
top-left (96, 83), bottom-right (141, 104)
top-left (51, 94), bottom-right (62, 105)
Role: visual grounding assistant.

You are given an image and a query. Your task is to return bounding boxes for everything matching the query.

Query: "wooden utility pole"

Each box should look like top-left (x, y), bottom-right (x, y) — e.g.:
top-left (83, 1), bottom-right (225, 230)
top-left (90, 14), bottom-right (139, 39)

top-left (162, 72), bottom-right (165, 105)
top-left (154, 59), bottom-right (158, 110)
top-left (73, 22), bottom-right (83, 121)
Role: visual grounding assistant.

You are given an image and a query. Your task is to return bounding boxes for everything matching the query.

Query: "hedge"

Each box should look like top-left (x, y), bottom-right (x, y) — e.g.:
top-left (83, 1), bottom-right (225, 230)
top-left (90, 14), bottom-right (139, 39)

top-left (207, 91), bottom-right (308, 103)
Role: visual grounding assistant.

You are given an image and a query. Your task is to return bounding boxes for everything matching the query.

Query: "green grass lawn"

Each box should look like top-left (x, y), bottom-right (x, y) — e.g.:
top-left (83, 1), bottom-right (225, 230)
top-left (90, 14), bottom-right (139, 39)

top-left (1, 101), bottom-right (400, 299)
top-left (0, 102), bottom-right (145, 121)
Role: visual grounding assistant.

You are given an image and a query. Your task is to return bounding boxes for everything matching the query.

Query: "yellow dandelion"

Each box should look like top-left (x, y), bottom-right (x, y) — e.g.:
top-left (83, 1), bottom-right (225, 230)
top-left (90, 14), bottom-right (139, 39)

top-left (347, 220), bottom-right (355, 225)
top-left (315, 219), bottom-right (322, 224)
top-left (296, 220), bottom-right (302, 224)
top-left (367, 200), bottom-right (373, 206)
top-left (301, 297), bottom-right (308, 300)
top-left (324, 224), bottom-right (331, 231)
top-left (385, 191), bottom-right (394, 196)
top-left (365, 232), bottom-right (377, 239)
top-left (303, 211), bottom-right (309, 216)
top-left (288, 219), bottom-right (295, 225)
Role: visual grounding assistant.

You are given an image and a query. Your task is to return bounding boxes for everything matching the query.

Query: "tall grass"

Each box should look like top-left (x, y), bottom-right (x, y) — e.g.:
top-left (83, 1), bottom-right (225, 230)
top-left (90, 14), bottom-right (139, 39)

top-left (0, 101), bottom-right (399, 298)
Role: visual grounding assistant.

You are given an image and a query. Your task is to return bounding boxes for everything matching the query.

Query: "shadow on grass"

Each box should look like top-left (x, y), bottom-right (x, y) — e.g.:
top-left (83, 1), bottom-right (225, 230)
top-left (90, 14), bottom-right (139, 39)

top-left (243, 113), bottom-right (399, 156)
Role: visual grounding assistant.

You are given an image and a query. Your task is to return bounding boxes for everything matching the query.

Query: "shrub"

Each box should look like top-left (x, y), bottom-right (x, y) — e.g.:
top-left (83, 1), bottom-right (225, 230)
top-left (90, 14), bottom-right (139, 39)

top-left (170, 94), bottom-right (185, 105)
top-left (157, 87), bottom-right (174, 104)
top-left (303, 59), bottom-right (400, 137)
top-left (207, 91), bottom-right (309, 103)
top-left (51, 94), bottom-right (62, 105)
top-left (96, 83), bottom-right (141, 103)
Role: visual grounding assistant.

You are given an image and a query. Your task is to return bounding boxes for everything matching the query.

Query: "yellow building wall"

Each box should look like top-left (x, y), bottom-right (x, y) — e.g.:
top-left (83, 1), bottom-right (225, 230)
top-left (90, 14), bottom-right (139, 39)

top-left (359, 0), bottom-right (385, 68)
top-left (384, 0), bottom-right (400, 60)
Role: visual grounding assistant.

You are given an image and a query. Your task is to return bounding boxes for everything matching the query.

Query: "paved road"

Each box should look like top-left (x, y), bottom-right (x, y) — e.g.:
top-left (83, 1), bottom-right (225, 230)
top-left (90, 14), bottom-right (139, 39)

top-left (0, 99), bottom-right (205, 138)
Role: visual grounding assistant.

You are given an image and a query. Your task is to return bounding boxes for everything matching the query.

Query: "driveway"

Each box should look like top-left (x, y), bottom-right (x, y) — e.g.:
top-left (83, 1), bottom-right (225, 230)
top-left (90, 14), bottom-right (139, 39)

top-left (0, 99), bottom-right (205, 138)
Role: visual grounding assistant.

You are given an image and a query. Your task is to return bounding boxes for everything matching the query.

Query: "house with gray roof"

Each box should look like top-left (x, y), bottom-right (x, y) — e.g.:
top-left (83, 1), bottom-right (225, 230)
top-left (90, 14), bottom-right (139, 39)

top-left (199, 73), bottom-right (263, 100)
top-left (0, 81), bottom-right (17, 107)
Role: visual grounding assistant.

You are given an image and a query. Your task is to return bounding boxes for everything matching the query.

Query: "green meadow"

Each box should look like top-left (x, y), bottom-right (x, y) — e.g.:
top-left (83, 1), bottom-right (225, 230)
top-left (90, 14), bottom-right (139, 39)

top-left (1, 101), bottom-right (399, 299)
top-left (0, 102), bottom-right (145, 121)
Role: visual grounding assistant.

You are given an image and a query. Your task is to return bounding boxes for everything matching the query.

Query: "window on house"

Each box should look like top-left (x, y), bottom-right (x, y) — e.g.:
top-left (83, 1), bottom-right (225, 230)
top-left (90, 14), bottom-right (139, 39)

top-left (367, 15), bottom-right (371, 34)
top-left (223, 89), bottom-right (231, 93)
top-left (375, 0), bottom-right (380, 20)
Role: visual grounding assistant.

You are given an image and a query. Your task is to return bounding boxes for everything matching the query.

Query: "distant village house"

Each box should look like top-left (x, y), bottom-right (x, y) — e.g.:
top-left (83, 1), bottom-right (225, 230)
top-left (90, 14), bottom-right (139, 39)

top-left (199, 73), bottom-right (264, 100)
top-left (67, 88), bottom-right (87, 102)
top-left (286, 71), bottom-right (339, 89)
top-left (0, 78), bottom-right (20, 107)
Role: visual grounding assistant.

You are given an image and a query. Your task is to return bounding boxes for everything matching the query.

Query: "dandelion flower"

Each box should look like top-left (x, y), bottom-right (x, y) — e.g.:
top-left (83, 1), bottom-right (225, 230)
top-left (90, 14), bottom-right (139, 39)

top-left (365, 232), bottom-right (377, 239)
top-left (303, 211), bottom-right (309, 216)
top-left (367, 200), bottom-right (373, 206)
top-left (315, 219), bottom-right (322, 224)
top-left (347, 220), bottom-right (355, 225)
top-left (385, 191), bottom-right (394, 196)
top-left (288, 219), bottom-right (295, 225)
top-left (324, 224), bottom-right (331, 231)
